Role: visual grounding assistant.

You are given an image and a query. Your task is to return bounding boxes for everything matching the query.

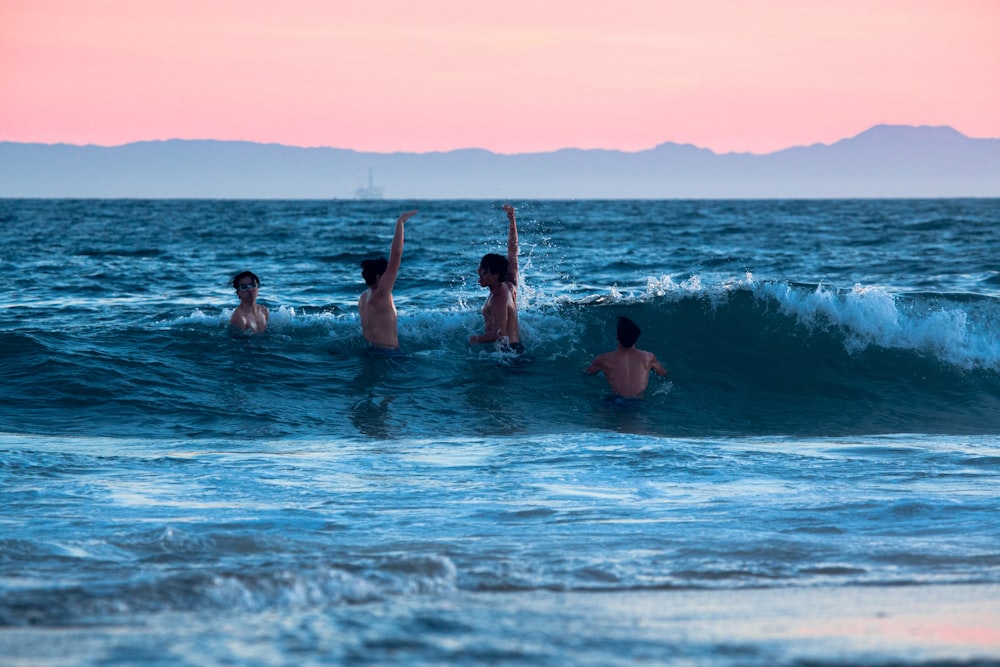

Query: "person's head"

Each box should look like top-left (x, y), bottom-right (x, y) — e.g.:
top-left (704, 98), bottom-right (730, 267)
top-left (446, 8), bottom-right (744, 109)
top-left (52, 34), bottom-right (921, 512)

top-left (616, 316), bottom-right (641, 348)
top-left (231, 271), bottom-right (260, 294)
top-left (477, 253), bottom-right (509, 286)
top-left (361, 257), bottom-right (388, 287)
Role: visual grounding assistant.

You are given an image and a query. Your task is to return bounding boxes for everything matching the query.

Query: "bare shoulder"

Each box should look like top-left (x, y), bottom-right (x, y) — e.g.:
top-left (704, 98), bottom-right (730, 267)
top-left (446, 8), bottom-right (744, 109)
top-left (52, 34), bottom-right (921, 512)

top-left (503, 281), bottom-right (518, 301)
top-left (362, 285), bottom-right (387, 306)
top-left (643, 349), bottom-right (668, 375)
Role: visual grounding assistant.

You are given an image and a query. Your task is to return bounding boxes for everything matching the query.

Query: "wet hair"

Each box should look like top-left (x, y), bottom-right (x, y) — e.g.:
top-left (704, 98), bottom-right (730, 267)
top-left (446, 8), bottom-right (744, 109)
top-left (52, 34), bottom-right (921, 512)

top-left (361, 257), bottom-right (388, 286)
top-left (616, 316), bottom-right (641, 348)
top-left (231, 270), bottom-right (260, 291)
top-left (479, 253), bottom-right (510, 282)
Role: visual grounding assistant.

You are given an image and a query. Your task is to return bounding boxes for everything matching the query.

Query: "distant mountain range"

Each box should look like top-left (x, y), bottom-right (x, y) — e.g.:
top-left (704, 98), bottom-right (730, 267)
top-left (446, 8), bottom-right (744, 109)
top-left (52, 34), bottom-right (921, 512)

top-left (2, 125), bottom-right (998, 199)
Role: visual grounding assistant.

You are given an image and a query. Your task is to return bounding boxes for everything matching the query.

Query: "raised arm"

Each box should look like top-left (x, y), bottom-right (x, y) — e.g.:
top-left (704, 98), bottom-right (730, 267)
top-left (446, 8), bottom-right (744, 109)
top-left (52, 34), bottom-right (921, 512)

top-left (380, 209), bottom-right (417, 291)
top-left (503, 204), bottom-right (518, 285)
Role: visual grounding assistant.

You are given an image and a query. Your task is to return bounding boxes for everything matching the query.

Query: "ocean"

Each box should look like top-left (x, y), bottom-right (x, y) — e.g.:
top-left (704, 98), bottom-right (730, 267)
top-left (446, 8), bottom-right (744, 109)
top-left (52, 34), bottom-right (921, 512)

top-left (2, 198), bottom-right (999, 666)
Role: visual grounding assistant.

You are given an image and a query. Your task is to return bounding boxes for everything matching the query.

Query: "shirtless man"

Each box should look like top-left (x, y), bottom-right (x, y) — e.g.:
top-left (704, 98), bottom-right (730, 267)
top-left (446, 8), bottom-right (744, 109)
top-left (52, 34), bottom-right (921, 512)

top-left (585, 316), bottom-right (668, 398)
top-left (229, 270), bottom-right (269, 333)
top-left (359, 210), bottom-right (417, 349)
top-left (469, 204), bottom-right (522, 353)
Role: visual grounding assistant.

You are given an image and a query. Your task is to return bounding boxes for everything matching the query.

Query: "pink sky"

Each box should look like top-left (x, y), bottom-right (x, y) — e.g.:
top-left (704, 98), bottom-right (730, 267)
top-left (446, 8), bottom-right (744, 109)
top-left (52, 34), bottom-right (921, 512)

top-left (2, 0), bottom-right (998, 154)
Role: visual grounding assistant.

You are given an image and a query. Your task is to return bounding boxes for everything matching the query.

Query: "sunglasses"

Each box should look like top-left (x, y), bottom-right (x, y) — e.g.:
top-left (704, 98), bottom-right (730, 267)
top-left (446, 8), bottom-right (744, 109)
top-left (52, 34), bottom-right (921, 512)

top-left (237, 283), bottom-right (258, 291)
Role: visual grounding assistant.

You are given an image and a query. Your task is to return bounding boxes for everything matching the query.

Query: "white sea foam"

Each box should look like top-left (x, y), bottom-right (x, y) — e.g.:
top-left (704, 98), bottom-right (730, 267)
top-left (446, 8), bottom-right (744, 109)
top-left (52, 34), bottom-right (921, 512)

top-left (758, 281), bottom-right (1000, 369)
top-left (629, 273), bottom-right (1000, 370)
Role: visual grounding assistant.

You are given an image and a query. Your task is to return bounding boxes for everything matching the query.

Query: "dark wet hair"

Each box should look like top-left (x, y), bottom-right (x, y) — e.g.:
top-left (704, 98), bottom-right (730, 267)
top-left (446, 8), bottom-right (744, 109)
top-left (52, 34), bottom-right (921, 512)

top-left (361, 257), bottom-right (388, 286)
top-left (617, 316), bottom-right (641, 348)
top-left (479, 253), bottom-right (510, 282)
top-left (231, 270), bottom-right (260, 291)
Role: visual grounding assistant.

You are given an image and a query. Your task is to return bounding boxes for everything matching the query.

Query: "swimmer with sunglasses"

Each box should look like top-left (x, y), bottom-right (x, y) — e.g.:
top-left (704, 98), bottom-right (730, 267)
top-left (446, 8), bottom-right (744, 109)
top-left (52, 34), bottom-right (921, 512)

top-left (229, 270), bottom-right (269, 333)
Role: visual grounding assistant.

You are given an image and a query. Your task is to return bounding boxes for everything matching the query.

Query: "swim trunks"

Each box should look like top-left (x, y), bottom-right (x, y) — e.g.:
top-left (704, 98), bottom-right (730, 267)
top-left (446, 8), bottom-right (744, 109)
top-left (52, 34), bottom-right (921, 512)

top-left (366, 344), bottom-right (404, 357)
top-left (602, 394), bottom-right (644, 409)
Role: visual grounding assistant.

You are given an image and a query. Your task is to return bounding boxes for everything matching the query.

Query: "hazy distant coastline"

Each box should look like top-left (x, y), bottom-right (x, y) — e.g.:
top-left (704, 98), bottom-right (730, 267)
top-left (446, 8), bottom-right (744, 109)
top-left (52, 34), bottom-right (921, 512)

top-left (2, 124), bottom-right (998, 199)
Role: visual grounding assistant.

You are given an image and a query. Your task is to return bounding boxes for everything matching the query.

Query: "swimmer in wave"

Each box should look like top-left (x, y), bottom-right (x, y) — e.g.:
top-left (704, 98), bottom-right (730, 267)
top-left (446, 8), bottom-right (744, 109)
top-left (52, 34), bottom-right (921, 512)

top-left (359, 210), bottom-right (417, 350)
top-left (229, 270), bottom-right (269, 333)
top-left (585, 316), bottom-right (668, 398)
top-left (469, 204), bottom-right (523, 354)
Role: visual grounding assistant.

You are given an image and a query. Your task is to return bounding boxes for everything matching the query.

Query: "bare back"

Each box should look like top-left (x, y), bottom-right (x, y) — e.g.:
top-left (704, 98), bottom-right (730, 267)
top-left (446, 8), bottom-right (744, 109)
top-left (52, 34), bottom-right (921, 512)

top-left (586, 346), bottom-right (667, 398)
top-left (359, 287), bottom-right (398, 349)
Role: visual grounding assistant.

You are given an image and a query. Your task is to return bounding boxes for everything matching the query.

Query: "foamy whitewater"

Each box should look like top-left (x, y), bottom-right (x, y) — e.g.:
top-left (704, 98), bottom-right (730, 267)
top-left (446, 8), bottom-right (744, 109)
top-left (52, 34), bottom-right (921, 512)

top-left (2, 198), bottom-right (1000, 665)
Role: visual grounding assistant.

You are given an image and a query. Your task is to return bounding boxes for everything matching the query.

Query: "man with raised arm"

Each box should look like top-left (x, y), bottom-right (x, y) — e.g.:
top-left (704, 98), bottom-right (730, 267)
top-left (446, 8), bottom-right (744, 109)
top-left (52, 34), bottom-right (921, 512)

top-left (585, 316), bottom-right (668, 398)
top-left (469, 204), bottom-right (523, 353)
top-left (359, 210), bottom-right (417, 349)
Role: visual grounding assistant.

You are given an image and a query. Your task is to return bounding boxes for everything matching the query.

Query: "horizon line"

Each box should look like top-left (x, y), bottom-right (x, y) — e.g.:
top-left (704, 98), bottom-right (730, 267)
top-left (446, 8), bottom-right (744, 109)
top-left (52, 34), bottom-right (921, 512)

top-left (4, 124), bottom-right (995, 158)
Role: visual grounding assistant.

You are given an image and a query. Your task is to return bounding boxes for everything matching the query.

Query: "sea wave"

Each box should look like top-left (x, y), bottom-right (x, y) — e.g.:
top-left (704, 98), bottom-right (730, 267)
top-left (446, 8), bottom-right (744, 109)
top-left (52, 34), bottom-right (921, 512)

top-left (140, 273), bottom-right (1000, 373)
top-left (3, 275), bottom-right (1000, 439)
top-left (0, 550), bottom-right (458, 626)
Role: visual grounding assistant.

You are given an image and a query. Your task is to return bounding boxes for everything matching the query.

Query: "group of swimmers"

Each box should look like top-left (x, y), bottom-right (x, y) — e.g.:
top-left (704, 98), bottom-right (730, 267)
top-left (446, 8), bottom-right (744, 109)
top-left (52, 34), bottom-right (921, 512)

top-left (227, 206), bottom-right (667, 398)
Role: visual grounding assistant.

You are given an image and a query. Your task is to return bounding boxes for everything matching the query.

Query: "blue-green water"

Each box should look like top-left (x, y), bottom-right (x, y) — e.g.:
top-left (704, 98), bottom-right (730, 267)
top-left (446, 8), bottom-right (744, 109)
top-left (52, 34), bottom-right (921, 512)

top-left (2, 199), bottom-right (999, 665)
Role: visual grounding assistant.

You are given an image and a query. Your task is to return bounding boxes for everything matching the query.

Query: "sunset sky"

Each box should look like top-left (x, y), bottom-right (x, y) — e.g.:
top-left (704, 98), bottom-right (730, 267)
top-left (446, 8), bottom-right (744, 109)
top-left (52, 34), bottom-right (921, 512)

top-left (2, 0), bottom-right (998, 154)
